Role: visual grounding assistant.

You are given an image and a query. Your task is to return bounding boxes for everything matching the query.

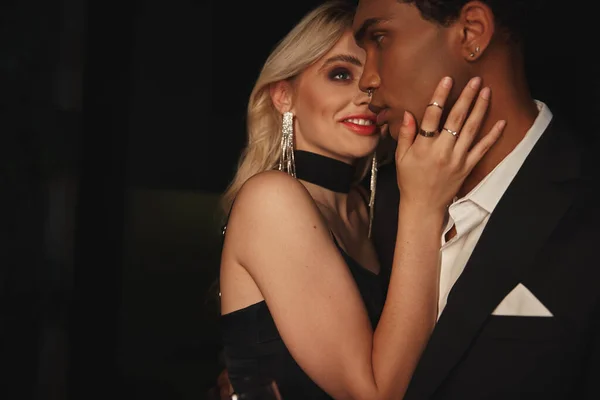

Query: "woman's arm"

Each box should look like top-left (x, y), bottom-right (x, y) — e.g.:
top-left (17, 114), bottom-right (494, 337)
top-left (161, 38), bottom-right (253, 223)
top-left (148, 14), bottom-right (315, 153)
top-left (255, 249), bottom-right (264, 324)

top-left (227, 170), bottom-right (437, 400)
top-left (224, 77), bottom-right (505, 400)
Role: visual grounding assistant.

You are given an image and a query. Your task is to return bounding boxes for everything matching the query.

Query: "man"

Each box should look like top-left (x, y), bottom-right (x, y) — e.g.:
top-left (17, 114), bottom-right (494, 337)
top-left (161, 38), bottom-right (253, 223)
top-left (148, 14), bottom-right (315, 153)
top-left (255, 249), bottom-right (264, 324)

top-left (354, 0), bottom-right (598, 399)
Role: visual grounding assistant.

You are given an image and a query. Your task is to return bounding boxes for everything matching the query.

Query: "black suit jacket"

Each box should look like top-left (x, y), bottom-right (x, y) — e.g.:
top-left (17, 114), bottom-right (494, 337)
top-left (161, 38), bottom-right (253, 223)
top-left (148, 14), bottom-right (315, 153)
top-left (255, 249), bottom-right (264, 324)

top-left (371, 118), bottom-right (599, 399)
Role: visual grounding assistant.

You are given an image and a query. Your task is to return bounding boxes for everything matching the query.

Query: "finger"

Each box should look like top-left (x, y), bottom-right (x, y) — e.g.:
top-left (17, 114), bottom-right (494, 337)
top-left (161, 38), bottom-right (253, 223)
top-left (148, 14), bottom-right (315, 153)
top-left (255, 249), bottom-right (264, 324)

top-left (217, 369), bottom-right (228, 385)
top-left (395, 111), bottom-right (417, 162)
top-left (437, 76), bottom-right (482, 149)
top-left (453, 86), bottom-right (491, 156)
top-left (465, 119), bottom-right (506, 169)
top-left (217, 370), bottom-right (234, 399)
top-left (219, 385), bottom-right (232, 400)
top-left (270, 381), bottom-right (283, 400)
top-left (416, 76), bottom-right (453, 142)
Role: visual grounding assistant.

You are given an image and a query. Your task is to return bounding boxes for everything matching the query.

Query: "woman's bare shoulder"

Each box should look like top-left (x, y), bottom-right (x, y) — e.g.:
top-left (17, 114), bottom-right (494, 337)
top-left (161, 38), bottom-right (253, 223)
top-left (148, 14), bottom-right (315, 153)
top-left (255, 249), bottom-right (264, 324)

top-left (227, 170), bottom-right (323, 237)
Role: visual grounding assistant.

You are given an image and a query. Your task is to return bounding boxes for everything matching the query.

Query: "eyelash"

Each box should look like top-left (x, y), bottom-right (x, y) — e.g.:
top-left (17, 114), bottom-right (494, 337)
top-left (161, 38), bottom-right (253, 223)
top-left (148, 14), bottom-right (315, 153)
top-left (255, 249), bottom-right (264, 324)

top-left (328, 67), bottom-right (353, 81)
top-left (369, 33), bottom-right (385, 47)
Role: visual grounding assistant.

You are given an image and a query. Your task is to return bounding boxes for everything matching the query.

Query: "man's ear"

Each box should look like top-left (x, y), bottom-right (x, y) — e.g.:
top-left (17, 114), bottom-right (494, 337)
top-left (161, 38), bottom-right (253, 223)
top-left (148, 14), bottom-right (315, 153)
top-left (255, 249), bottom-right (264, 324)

top-left (456, 1), bottom-right (495, 61)
top-left (269, 80), bottom-right (294, 114)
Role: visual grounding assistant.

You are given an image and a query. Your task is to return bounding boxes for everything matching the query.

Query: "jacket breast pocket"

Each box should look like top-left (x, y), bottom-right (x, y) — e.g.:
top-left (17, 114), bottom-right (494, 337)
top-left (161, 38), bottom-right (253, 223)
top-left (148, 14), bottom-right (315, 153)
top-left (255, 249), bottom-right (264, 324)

top-left (479, 315), bottom-right (566, 341)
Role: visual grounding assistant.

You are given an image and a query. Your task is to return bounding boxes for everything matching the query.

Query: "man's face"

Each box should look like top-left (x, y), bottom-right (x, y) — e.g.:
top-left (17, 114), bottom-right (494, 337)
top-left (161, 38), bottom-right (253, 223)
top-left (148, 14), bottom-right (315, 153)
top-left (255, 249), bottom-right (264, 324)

top-left (353, 0), bottom-right (468, 139)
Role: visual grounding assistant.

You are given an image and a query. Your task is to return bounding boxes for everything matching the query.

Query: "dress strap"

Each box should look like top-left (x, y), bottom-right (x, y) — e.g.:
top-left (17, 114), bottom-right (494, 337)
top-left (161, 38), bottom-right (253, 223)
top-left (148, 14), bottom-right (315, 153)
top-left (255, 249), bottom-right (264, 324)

top-left (330, 230), bottom-right (340, 247)
top-left (355, 185), bottom-right (370, 208)
top-left (330, 230), bottom-right (348, 255)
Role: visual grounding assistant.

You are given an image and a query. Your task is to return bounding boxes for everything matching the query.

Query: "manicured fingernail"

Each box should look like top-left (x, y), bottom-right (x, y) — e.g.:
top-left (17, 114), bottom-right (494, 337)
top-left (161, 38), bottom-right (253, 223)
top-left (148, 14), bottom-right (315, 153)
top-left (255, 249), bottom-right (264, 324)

top-left (470, 77), bottom-right (482, 88)
top-left (442, 76), bottom-right (453, 88)
top-left (480, 87), bottom-right (491, 100)
top-left (403, 111), bottom-right (410, 125)
top-left (498, 120), bottom-right (506, 130)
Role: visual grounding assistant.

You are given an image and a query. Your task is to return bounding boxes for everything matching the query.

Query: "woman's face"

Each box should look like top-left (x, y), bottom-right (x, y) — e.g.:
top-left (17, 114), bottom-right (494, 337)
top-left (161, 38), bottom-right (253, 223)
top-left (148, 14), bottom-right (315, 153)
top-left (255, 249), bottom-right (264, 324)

top-left (291, 30), bottom-right (379, 164)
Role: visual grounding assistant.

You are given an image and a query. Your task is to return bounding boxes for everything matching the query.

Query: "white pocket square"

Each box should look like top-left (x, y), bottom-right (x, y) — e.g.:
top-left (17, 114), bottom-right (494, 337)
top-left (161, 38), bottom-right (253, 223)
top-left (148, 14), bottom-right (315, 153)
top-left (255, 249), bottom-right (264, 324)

top-left (492, 283), bottom-right (553, 317)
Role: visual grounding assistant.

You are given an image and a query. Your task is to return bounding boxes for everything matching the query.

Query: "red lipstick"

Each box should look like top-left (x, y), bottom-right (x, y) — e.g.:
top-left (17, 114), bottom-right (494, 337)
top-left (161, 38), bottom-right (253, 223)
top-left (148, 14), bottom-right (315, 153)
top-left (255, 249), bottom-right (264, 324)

top-left (340, 114), bottom-right (377, 136)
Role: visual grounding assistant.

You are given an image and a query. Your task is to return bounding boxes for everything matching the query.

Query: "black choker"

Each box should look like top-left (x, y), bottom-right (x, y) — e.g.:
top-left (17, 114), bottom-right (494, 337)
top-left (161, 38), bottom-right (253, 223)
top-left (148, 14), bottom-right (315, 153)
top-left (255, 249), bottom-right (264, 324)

top-left (294, 150), bottom-right (355, 193)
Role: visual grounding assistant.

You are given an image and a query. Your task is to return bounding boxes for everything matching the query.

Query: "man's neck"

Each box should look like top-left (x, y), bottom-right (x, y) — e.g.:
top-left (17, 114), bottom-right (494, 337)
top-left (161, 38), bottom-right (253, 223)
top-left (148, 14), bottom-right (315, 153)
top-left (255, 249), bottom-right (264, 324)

top-left (457, 77), bottom-right (540, 198)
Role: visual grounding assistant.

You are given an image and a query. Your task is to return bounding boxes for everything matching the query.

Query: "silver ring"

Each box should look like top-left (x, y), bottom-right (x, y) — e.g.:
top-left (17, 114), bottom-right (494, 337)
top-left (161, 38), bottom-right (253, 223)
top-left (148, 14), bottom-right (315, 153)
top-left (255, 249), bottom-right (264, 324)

top-left (442, 127), bottom-right (459, 138)
top-left (367, 88), bottom-right (373, 97)
top-left (418, 128), bottom-right (437, 138)
top-left (427, 101), bottom-right (443, 110)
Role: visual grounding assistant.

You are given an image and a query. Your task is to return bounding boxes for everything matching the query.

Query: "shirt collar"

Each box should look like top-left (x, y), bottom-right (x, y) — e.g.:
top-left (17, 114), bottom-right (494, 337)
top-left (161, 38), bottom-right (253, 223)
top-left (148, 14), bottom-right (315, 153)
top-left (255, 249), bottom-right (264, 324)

top-left (461, 100), bottom-right (553, 213)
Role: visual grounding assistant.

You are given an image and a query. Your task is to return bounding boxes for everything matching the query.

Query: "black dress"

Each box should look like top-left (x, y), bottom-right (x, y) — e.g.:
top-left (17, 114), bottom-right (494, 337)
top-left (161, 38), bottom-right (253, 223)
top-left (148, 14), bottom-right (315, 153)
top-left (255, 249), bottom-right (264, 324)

top-left (221, 236), bottom-right (385, 399)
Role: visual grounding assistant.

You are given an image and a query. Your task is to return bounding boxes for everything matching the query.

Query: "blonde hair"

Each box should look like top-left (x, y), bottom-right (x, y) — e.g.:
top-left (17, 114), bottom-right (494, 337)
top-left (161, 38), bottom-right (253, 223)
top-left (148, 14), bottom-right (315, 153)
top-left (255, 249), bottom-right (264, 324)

top-left (221, 1), bottom-right (362, 213)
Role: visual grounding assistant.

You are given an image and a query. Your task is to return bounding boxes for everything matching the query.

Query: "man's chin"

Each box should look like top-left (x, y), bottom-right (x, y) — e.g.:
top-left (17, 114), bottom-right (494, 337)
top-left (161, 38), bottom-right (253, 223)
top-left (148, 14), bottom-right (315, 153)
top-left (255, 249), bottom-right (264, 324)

top-left (382, 123), bottom-right (401, 141)
top-left (380, 124), bottom-right (391, 138)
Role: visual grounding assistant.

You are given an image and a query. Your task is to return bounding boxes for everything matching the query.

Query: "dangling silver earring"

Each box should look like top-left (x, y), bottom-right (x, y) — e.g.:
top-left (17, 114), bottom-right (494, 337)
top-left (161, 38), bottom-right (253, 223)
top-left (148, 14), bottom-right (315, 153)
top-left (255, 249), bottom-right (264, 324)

top-left (278, 111), bottom-right (296, 177)
top-left (367, 153), bottom-right (378, 238)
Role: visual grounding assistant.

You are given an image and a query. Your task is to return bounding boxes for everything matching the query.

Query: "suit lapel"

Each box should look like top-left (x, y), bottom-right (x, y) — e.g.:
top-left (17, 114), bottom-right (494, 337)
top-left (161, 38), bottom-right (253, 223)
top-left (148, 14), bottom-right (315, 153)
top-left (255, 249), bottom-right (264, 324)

top-left (404, 119), bottom-right (583, 399)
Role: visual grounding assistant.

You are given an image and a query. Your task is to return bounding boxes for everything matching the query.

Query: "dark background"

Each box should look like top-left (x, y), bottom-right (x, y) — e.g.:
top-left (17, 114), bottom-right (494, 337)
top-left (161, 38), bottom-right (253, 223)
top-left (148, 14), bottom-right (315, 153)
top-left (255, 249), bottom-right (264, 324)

top-left (0, 0), bottom-right (595, 399)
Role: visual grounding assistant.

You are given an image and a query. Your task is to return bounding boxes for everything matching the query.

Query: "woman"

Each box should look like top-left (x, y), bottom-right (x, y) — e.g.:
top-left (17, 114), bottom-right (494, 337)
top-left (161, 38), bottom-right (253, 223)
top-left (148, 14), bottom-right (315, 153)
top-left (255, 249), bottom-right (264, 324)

top-left (219, 1), bottom-right (505, 399)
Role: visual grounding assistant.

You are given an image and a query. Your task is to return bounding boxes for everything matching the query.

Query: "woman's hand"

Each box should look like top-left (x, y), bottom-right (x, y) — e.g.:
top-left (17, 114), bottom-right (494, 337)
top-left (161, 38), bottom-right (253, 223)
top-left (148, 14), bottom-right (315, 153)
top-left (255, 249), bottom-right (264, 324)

top-left (394, 76), bottom-right (506, 213)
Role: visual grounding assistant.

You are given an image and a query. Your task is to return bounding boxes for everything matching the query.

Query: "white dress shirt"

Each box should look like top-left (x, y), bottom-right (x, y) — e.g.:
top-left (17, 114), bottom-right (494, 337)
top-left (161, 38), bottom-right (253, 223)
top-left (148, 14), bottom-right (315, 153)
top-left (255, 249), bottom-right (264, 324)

top-left (437, 101), bottom-right (553, 318)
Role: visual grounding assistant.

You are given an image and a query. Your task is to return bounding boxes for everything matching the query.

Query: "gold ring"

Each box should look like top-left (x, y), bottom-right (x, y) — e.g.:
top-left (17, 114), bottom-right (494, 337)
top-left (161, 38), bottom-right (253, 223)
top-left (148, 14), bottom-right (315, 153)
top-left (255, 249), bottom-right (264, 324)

top-left (427, 101), bottom-right (443, 110)
top-left (419, 128), bottom-right (437, 137)
top-left (442, 127), bottom-right (459, 138)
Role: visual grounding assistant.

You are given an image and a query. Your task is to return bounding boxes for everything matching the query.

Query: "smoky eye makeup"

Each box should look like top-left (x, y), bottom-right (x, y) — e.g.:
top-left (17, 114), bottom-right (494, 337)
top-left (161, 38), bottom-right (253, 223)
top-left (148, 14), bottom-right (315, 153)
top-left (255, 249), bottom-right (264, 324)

top-left (327, 66), bottom-right (353, 82)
